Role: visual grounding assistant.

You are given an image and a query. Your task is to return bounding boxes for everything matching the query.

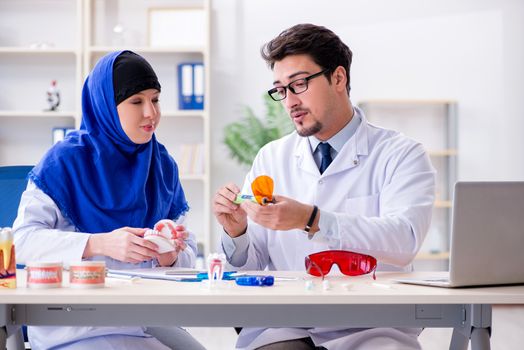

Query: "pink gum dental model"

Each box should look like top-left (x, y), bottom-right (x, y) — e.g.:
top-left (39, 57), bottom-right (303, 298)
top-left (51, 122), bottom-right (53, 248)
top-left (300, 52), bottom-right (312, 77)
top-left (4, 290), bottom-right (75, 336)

top-left (144, 219), bottom-right (185, 254)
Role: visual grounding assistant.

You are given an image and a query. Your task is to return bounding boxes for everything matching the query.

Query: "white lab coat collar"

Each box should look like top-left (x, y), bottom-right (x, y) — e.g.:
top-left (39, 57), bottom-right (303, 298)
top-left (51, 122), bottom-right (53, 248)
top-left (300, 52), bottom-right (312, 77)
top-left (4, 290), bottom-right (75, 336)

top-left (308, 106), bottom-right (361, 154)
top-left (294, 106), bottom-right (370, 177)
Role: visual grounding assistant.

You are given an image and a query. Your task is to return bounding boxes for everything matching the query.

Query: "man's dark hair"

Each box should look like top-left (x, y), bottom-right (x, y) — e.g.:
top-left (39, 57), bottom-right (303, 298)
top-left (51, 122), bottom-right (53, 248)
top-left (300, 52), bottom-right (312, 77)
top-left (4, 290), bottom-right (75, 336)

top-left (261, 23), bottom-right (353, 94)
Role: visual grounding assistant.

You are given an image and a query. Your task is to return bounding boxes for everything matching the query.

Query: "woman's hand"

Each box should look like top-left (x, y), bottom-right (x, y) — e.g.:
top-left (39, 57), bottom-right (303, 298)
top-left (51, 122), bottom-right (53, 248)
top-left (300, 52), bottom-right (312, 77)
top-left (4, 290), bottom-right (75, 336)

top-left (83, 227), bottom-right (159, 264)
top-left (156, 224), bottom-right (189, 266)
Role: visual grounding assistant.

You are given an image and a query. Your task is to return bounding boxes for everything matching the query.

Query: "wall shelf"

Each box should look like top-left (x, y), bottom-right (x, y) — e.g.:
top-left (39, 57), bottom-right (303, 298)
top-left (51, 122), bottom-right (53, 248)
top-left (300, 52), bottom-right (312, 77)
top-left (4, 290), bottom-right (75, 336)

top-left (180, 174), bottom-right (207, 181)
top-left (428, 149), bottom-right (458, 157)
top-left (434, 200), bottom-right (452, 208)
top-left (0, 111), bottom-right (77, 118)
top-left (415, 251), bottom-right (450, 261)
top-left (358, 99), bottom-right (458, 268)
top-left (162, 110), bottom-right (207, 118)
top-left (0, 48), bottom-right (78, 54)
top-left (88, 46), bottom-right (205, 54)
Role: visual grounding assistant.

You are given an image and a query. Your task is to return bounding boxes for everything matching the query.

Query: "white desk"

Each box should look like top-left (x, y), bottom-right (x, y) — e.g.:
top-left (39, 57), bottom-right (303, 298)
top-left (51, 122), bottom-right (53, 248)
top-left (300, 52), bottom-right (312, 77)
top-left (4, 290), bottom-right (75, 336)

top-left (2, 271), bottom-right (524, 350)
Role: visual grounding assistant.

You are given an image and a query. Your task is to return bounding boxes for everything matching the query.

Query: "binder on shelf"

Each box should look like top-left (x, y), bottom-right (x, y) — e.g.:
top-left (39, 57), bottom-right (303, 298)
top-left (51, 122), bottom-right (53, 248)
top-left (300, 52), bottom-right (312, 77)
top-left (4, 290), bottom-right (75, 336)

top-left (177, 62), bottom-right (204, 110)
top-left (193, 63), bottom-right (204, 110)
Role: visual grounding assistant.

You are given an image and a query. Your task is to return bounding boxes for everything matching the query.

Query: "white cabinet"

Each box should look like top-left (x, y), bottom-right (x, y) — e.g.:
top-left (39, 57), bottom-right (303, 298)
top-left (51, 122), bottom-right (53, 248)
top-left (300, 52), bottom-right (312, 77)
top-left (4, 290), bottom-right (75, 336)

top-left (0, 0), bottom-right (212, 255)
top-left (358, 100), bottom-right (458, 269)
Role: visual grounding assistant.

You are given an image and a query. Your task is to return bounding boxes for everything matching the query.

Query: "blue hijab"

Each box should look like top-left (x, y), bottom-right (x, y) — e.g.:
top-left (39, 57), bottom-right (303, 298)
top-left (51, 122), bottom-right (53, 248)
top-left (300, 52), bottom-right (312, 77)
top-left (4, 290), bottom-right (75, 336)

top-left (30, 51), bottom-right (189, 233)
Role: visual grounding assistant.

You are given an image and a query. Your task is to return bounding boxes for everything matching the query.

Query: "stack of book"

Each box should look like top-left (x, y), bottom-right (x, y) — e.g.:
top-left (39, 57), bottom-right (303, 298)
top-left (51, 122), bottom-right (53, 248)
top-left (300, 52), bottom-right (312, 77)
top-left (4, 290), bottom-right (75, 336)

top-left (175, 143), bottom-right (204, 175)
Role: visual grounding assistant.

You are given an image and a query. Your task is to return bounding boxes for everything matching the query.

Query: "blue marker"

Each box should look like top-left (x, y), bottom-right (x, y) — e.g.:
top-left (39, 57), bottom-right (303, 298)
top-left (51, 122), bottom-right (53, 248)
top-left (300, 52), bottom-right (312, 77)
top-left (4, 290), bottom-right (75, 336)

top-left (235, 275), bottom-right (274, 286)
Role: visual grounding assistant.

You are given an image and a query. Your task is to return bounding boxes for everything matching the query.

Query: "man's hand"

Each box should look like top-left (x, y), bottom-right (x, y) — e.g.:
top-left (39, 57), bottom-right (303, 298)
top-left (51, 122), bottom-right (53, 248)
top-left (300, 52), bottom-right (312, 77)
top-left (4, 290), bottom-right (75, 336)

top-left (241, 195), bottom-right (318, 232)
top-left (84, 227), bottom-right (158, 264)
top-left (213, 182), bottom-right (248, 237)
top-left (156, 224), bottom-right (189, 266)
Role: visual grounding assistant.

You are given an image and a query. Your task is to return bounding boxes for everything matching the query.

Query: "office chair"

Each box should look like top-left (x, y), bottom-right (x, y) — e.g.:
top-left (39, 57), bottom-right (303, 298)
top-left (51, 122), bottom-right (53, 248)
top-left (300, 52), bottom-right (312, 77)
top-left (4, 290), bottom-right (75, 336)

top-left (0, 166), bottom-right (33, 228)
top-left (0, 165), bottom-right (33, 350)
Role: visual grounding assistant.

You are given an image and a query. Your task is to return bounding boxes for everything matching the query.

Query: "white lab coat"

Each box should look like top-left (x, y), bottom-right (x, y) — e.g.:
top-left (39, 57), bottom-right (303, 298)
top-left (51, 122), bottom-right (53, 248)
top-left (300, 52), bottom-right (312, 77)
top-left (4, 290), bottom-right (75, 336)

top-left (223, 109), bottom-right (436, 350)
top-left (13, 182), bottom-right (198, 350)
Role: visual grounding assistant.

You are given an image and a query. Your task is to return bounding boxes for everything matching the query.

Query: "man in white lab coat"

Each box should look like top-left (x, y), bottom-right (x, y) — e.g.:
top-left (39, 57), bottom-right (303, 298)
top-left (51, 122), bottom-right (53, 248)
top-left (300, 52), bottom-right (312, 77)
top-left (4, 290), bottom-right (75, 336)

top-left (213, 23), bottom-right (436, 350)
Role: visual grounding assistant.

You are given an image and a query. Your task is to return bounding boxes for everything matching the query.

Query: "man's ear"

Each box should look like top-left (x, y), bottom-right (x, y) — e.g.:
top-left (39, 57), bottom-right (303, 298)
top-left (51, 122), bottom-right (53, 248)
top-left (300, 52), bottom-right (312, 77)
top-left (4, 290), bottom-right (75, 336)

top-left (333, 66), bottom-right (347, 92)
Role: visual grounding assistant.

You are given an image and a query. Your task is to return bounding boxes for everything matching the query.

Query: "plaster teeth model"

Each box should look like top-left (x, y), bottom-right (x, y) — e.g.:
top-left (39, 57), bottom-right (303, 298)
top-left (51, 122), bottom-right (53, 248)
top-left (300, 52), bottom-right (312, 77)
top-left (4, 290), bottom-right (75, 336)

top-left (143, 219), bottom-right (177, 253)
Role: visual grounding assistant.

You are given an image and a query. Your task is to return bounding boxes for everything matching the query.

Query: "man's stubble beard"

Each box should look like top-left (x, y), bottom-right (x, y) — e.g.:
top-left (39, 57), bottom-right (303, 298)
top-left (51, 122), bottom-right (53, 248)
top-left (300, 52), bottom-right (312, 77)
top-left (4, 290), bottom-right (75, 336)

top-left (295, 119), bottom-right (322, 137)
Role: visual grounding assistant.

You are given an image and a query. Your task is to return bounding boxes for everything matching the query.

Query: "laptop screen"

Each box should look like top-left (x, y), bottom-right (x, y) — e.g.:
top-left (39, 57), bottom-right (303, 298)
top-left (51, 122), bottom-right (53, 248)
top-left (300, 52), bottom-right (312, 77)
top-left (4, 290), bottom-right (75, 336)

top-left (448, 182), bottom-right (524, 286)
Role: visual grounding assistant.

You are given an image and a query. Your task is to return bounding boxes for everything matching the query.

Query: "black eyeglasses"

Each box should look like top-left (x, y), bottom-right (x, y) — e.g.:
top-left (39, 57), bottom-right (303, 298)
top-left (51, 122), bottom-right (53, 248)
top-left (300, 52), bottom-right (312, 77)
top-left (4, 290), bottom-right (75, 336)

top-left (268, 69), bottom-right (328, 101)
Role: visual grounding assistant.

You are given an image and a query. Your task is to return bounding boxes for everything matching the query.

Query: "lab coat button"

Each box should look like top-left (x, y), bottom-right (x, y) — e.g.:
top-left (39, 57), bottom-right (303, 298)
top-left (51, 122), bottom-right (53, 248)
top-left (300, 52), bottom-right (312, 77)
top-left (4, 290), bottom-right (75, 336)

top-left (319, 180), bottom-right (323, 184)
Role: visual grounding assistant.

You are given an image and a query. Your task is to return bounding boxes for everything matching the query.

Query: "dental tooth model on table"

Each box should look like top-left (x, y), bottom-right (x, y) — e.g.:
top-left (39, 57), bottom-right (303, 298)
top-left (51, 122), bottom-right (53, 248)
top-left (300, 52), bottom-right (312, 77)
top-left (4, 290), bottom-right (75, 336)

top-left (0, 227), bottom-right (17, 288)
top-left (206, 252), bottom-right (226, 288)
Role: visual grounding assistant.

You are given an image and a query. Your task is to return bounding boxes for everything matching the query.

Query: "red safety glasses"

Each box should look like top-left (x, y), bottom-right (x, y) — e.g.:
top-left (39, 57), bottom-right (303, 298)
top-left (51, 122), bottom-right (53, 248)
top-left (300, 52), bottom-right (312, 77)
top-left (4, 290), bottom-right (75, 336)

top-left (305, 250), bottom-right (377, 280)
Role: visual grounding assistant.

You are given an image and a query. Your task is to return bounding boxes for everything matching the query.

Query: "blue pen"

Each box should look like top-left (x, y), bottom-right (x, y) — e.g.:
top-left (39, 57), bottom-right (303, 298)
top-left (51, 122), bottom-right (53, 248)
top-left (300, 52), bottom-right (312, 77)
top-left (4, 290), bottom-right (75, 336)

top-left (235, 275), bottom-right (274, 286)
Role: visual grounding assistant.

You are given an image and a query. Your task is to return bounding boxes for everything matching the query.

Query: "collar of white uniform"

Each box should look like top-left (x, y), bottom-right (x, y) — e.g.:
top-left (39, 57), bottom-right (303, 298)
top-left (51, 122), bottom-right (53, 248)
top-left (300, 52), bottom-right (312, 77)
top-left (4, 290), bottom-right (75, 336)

top-left (307, 106), bottom-right (365, 157)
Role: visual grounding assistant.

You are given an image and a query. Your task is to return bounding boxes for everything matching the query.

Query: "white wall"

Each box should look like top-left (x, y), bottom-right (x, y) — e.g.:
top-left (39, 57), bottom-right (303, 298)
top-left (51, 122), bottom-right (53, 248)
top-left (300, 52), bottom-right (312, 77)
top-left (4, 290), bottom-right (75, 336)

top-left (209, 0), bottom-right (524, 248)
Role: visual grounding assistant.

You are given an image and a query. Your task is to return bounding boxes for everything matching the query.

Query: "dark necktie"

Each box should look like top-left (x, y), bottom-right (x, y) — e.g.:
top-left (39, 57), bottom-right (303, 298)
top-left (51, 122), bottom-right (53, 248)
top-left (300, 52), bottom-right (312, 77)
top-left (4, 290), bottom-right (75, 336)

top-left (318, 142), bottom-right (333, 174)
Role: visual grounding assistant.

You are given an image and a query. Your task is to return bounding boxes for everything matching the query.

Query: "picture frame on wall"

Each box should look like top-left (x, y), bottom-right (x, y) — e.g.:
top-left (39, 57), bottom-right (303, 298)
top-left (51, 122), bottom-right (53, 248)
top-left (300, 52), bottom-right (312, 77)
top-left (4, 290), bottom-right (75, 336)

top-left (148, 7), bottom-right (205, 47)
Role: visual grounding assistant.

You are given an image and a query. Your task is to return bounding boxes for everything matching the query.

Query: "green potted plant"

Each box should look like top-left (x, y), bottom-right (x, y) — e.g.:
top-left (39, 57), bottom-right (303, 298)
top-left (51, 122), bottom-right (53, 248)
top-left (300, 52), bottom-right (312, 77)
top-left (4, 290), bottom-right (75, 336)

top-left (224, 94), bottom-right (294, 167)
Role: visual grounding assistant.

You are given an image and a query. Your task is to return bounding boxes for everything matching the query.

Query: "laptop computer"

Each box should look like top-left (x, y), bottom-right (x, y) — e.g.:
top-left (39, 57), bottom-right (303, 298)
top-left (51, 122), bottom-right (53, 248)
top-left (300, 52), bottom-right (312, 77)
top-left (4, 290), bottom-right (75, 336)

top-left (396, 181), bottom-right (524, 288)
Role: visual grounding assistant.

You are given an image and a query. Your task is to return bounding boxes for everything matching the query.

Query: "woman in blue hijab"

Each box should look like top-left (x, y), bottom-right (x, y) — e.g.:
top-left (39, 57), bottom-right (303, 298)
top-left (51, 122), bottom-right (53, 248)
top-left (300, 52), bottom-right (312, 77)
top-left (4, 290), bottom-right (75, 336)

top-left (13, 51), bottom-right (205, 350)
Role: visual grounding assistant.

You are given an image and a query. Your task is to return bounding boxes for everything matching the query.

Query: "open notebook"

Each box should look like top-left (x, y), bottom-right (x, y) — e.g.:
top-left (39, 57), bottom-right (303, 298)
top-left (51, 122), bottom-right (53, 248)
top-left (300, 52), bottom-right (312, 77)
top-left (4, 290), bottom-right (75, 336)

top-left (396, 181), bottom-right (524, 288)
